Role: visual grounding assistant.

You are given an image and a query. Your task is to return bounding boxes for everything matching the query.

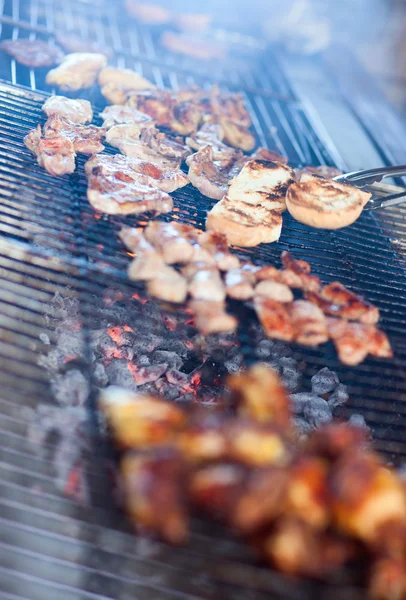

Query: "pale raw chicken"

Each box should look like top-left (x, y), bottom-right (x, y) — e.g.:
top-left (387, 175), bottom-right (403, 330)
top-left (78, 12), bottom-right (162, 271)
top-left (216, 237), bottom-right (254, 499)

top-left (42, 96), bottom-right (93, 124)
top-left (46, 53), bottom-right (107, 91)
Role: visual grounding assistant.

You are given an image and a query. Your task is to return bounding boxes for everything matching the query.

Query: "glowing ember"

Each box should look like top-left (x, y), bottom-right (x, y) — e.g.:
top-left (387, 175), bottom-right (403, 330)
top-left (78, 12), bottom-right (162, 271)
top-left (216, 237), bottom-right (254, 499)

top-left (107, 326), bottom-right (135, 346)
top-left (103, 289), bottom-right (124, 307)
top-left (132, 292), bottom-right (148, 305)
top-left (162, 315), bottom-right (177, 331)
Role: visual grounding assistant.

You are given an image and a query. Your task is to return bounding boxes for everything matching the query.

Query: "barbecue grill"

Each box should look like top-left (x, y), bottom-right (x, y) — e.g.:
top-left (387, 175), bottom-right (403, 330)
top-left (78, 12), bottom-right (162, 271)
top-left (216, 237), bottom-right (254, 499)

top-left (0, 0), bottom-right (406, 598)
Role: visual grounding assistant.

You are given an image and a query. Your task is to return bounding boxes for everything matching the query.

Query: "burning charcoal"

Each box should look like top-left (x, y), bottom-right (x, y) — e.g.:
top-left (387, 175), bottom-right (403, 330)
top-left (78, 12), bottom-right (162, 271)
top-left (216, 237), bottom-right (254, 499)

top-left (51, 369), bottom-right (90, 407)
top-left (311, 367), bottom-right (339, 396)
top-left (166, 369), bottom-right (189, 386)
top-left (158, 339), bottom-right (189, 358)
top-left (175, 393), bottom-right (195, 405)
top-left (137, 355), bottom-right (151, 366)
top-left (281, 367), bottom-right (301, 393)
top-left (224, 351), bottom-right (244, 374)
top-left (328, 383), bottom-right (349, 409)
top-left (107, 326), bottom-right (136, 347)
top-left (348, 414), bottom-right (369, 430)
top-left (278, 357), bottom-right (297, 370)
top-left (38, 349), bottom-right (64, 373)
top-left (105, 360), bottom-right (138, 391)
top-left (56, 330), bottom-right (86, 360)
top-left (128, 363), bottom-right (168, 385)
top-left (92, 362), bottom-right (109, 387)
top-left (142, 301), bottom-right (164, 322)
top-left (151, 350), bottom-right (184, 371)
top-left (132, 334), bottom-right (163, 355)
top-left (39, 333), bottom-right (51, 345)
top-left (293, 417), bottom-right (314, 436)
top-left (303, 397), bottom-right (332, 428)
top-left (290, 393), bottom-right (315, 415)
top-left (271, 342), bottom-right (293, 358)
top-left (155, 378), bottom-right (184, 401)
top-left (254, 339), bottom-right (274, 359)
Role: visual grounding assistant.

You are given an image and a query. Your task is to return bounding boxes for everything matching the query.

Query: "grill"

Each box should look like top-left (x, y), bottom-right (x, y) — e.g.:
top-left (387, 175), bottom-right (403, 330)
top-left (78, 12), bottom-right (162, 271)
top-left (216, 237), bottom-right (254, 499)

top-left (0, 1), bottom-right (406, 598)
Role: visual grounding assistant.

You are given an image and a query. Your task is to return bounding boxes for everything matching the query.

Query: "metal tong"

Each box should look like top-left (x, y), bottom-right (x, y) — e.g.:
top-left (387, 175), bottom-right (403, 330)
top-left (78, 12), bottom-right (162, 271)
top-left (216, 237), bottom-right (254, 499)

top-left (334, 165), bottom-right (406, 211)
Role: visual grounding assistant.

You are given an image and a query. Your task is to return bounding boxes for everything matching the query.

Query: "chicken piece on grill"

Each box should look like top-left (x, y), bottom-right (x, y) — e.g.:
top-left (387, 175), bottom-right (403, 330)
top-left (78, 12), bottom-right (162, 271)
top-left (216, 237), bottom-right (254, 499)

top-left (330, 449), bottom-right (406, 550)
top-left (125, 0), bottom-right (172, 24)
top-left (140, 127), bottom-right (190, 161)
top-left (187, 145), bottom-right (243, 200)
top-left (326, 318), bottom-right (393, 366)
top-left (290, 300), bottom-right (328, 346)
top-left (55, 32), bottom-right (113, 58)
top-left (147, 266), bottom-right (188, 304)
top-left (121, 448), bottom-right (189, 544)
top-left (369, 557), bottom-right (406, 600)
top-left (219, 119), bottom-right (256, 152)
top-left (201, 86), bottom-right (252, 128)
top-left (0, 38), bottom-right (64, 67)
top-left (253, 296), bottom-right (295, 342)
top-left (86, 152), bottom-right (189, 194)
top-left (46, 52), bottom-right (107, 91)
top-left (87, 170), bottom-right (173, 216)
top-left (254, 280), bottom-right (294, 303)
top-left (306, 281), bottom-right (380, 324)
top-left (126, 89), bottom-right (174, 127)
top-left (280, 251), bottom-right (321, 292)
top-left (161, 31), bottom-right (227, 61)
top-left (197, 231), bottom-right (240, 271)
top-left (186, 122), bottom-right (237, 163)
top-left (44, 114), bottom-right (105, 154)
top-left (305, 423), bottom-right (368, 463)
top-left (100, 386), bottom-right (185, 449)
top-left (171, 99), bottom-right (202, 136)
top-left (100, 104), bottom-right (155, 130)
top-left (24, 125), bottom-right (76, 176)
top-left (299, 165), bottom-right (343, 179)
top-left (143, 221), bottom-right (197, 264)
top-left (224, 267), bottom-right (255, 300)
top-left (182, 262), bottom-right (226, 302)
top-left (99, 66), bottom-right (156, 105)
top-left (228, 364), bottom-right (292, 428)
top-left (188, 300), bottom-right (237, 334)
top-left (42, 95), bottom-right (93, 124)
top-left (285, 457), bottom-right (329, 529)
top-left (252, 147), bottom-right (288, 164)
top-left (119, 226), bottom-right (166, 281)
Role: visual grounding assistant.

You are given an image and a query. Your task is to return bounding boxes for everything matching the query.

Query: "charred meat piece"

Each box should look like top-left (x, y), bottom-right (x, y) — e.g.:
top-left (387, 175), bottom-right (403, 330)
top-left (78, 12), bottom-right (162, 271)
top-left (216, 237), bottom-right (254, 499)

top-left (290, 300), bottom-right (328, 346)
top-left (306, 282), bottom-right (380, 324)
top-left (121, 447), bottom-right (189, 544)
top-left (197, 231), bottom-right (240, 271)
top-left (327, 318), bottom-right (393, 366)
top-left (24, 124), bottom-right (76, 176)
top-left (228, 364), bottom-right (292, 428)
top-left (99, 66), bottom-right (156, 105)
top-left (182, 262), bottom-right (226, 302)
top-left (188, 300), bottom-right (237, 334)
top-left (46, 52), bottom-right (107, 91)
top-left (305, 423), bottom-right (368, 463)
top-left (146, 266), bottom-right (188, 304)
top-left (55, 32), bottom-right (113, 58)
top-left (254, 296), bottom-right (295, 342)
top-left (0, 38), bottom-right (64, 67)
top-left (42, 96), bottom-right (93, 124)
top-left (144, 221), bottom-right (198, 264)
top-left (224, 267), bottom-right (255, 300)
top-left (187, 145), bottom-right (242, 200)
top-left (44, 114), bottom-right (105, 154)
top-left (100, 104), bottom-right (155, 130)
top-left (100, 386), bottom-right (185, 449)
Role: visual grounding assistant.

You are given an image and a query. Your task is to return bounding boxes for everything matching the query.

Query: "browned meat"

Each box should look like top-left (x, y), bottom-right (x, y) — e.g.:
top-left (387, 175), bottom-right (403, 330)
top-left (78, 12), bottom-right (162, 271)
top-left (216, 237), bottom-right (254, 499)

top-left (143, 221), bottom-right (197, 264)
top-left (290, 300), bottom-right (328, 346)
top-left (42, 96), bottom-right (93, 124)
top-left (219, 118), bottom-right (256, 152)
top-left (285, 457), bottom-right (329, 529)
top-left (182, 262), bottom-right (226, 302)
top-left (24, 124), bottom-right (76, 176)
top-left (127, 89), bottom-right (174, 127)
top-left (186, 122), bottom-right (237, 162)
top-left (254, 296), bottom-right (295, 342)
top-left (171, 100), bottom-right (202, 136)
top-left (306, 282), bottom-right (380, 324)
top-left (281, 251), bottom-right (321, 292)
top-left (0, 38), bottom-right (64, 67)
top-left (224, 268), bottom-right (255, 300)
top-left (44, 114), bottom-right (105, 154)
top-left (187, 145), bottom-right (241, 200)
top-left (252, 148), bottom-right (288, 163)
top-left (197, 231), bottom-right (240, 270)
top-left (46, 52), bottom-right (107, 91)
top-left (188, 300), bottom-right (237, 334)
top-left (327, 318), bottom-right (393, 366)
top-left (254, 280), bottom-right (294, 303)
top-left (140, 127), bottom-right (190, 161)
top-left (99, 66), bottom-right (156, 105)
top-left (201, 86), bottom-right (252, 127)
top-left (147, 267), bottom-right (188, 303)
top-left (55, 33), bottom-right (113, 58)
top-left (100, 105), bottom-right (155, 130)
top-left (300, 165), bottom-right (343, 179)
top-left (119, 227), bottom-right (166, 281)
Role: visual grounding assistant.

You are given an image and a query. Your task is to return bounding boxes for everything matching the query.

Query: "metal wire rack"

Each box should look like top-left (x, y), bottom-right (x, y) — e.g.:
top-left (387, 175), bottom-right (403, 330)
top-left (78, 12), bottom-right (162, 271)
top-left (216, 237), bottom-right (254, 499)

top-left (0, 0), bottom-right (405, 598)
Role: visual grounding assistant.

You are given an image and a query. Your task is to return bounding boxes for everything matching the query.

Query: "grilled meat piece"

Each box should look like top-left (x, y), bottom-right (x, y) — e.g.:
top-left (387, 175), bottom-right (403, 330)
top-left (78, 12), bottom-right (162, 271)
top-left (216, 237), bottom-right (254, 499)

top-left (306, 281), bottom-right (380, 324)
top-left (201, 86), bottom-right (252, 127)
top-left (254, 280), bottom-right (294, 303)
top-left (100, 105), bottom-right (155, 130)
top-left (141, 127), bottom-right (190, 160)
top-left (188, 299), bottom-right (237, 334)
top-left (0, 38), bottom-right (64, 67)
top-left (147, 266), bottom-right (188, 303)
top-left (143, 221), bottom-right (197, 264)
top-left (182, 262), bottom-right (226, 302)
top-left (171, 100), bottom-right (202, 136)
top-left (186, 122), bottom-right (237, 162)
top-left (86, 152), bottom-right (188, 194)
top-left (219, 119), bottom-right (255, 152)
top-left (125, 0), bottom-right (172, 24)
top-left (224, 268), bottom-right (255, 300)
top-left (99, 66), bottom-right (156, 105)
top-left (254, 296), bottom-right (294, 342)
top-left (42, 95), bottom-right (93, 124)
top-left (286, 173), bottom-right (371, 229)
top-left (127, 89), bottom-right (174, 127)
top-left (285, 457), bottom-right (329, 528)
top-left (197, 231), bottom-right (240, 270)
top-left (87, 170), bottom-right (173, 216)
top-left (161, 31), bottom-right (227, 61)
top-left (369, 557), bottom-right (406, 600)
top-left (187, 145), bottom-right (242, 200)
top-left (281, 251), bottom-right (321, 292)
top-left (44, 114), bottom-right (105, 154)
top-left (46, 52), bottom-right (107, 91)
top-left (252, 148), bottom-right (288, 164)
top-left (300, 165), bottom-right (342, 179)
top-left (327, 318), bottom-right (393, 365)
top-left (24, 124), bottom-right (76, 176)
top-left (121, 448), bottom-right (189, 544)
top-left (100, 386), bottom-right (185, 449)
top-left (55, 32), bottom-right (113, 58)
top-left (119, 226), bottom-right (166, 281)
top-left (290, 300), bottom-right (328, 346)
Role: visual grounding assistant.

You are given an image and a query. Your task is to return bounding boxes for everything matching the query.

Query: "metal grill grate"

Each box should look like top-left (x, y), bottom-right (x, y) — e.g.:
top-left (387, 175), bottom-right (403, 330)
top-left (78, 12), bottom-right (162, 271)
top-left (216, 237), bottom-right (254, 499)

top-left (0, 1), bottom-right (405, 598)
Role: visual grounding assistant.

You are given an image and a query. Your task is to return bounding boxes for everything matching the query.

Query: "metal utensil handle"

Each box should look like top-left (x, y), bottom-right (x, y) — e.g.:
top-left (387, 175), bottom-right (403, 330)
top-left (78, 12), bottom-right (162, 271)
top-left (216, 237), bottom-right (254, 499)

top-left (364, 190), bottom-right (406, 211)
top-left (335, 165), bottom-right (406, 187)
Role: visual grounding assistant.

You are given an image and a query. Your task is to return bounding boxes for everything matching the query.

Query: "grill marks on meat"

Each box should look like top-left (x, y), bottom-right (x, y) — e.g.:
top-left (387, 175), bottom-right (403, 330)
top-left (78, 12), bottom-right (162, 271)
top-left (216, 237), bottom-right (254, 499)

top-left (0, 38), bottom-right (64, 67)
top-left (44, 114), bottom-right (105, 155)
top-left (42, 96), bottom-right (93, 125)
top-left (46, 52), bottom-right (107, 91)
top-left (24, 124), bottom-right (76, 176)
top-left (187, 145), bottom-right (243, 200)
top-left (103, 366), bottom-right (406, 594)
